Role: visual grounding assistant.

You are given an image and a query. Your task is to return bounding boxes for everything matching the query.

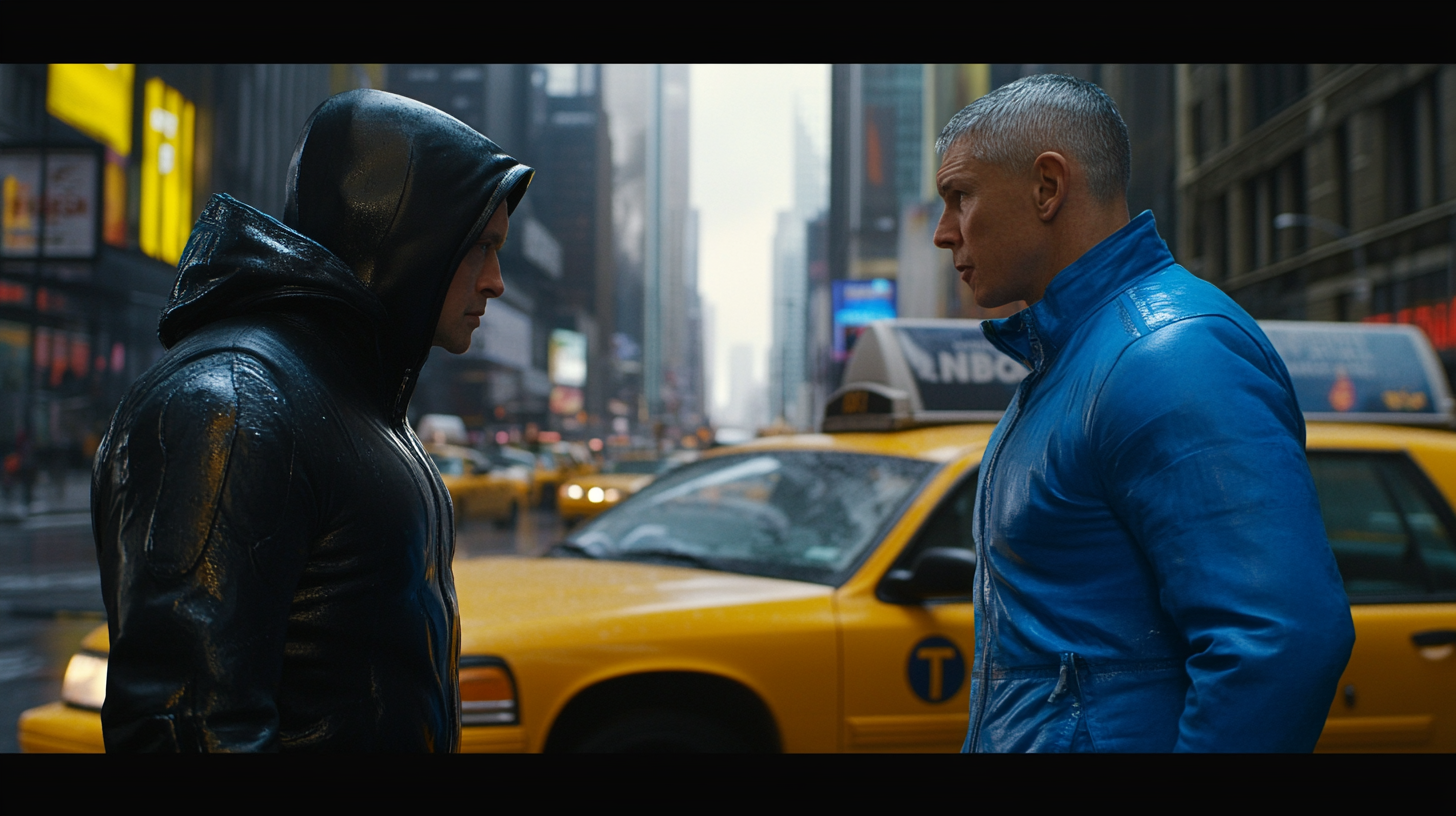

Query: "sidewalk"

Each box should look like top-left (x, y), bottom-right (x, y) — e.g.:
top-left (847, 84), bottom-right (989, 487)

top-left (0, 470), bottom-right (91, 524)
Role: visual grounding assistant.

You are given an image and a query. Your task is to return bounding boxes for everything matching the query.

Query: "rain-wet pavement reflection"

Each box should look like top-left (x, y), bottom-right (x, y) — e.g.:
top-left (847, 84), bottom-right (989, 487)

top-left (0, 483), bottom-right (569, 752)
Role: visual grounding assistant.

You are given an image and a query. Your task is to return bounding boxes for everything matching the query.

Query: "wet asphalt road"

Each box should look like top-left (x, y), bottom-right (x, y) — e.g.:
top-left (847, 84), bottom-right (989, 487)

top-left (0, 473), bottom-right (568, 753)
top-left (0, 509), bottom-right (105, 754)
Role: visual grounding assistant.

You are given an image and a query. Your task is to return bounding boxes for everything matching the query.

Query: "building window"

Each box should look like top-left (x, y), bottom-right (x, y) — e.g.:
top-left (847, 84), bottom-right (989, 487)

top-left (1191, 101), bottom-right (1205, 165)
top-left (1216, 66), bottom-right (1230, 148)
top-left (1245, 176), bottom-right (1264, 272)
top-left (1385, 77), bottom-right (1440, 220)
top-left (1278, 151), bottom-right (1308, 261)
top-left (1250, 64), bottom-right (1308, 128)
top-left (1335, 121), bottom-right (1353, 231)
top-left (1197, 192), bottom-right (1228, 281)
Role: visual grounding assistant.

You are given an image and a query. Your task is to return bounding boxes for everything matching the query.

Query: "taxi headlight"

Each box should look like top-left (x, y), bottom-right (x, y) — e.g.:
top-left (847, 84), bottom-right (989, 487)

top-left (564, 484), bottom-right (584, 501)
top-left (61, 652), bottom-right (108, 711)
top-left (604, 488), bottom-right (622, 502)
top-left (459, 659), bottom-right (518, 726)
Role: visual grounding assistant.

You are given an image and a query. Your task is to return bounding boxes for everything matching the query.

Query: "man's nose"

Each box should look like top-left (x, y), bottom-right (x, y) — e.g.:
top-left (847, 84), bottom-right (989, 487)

top-left (933, 206), bottom-right (958, 249)
top-left (479, 262), bottom-right (505, 299)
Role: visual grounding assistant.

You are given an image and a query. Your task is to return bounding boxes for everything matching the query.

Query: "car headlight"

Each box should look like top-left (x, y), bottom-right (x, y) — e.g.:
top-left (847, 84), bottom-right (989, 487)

top-left (587, 486), bottom-right (605, 503)
top-left (564, 484), bottom-right (584, 501)
top-left (459, 657), bottom-right (518, 726)
top-left (61, 652), bottom-right (108, 711)
top-left (604, 488), bottom-right (621, 502)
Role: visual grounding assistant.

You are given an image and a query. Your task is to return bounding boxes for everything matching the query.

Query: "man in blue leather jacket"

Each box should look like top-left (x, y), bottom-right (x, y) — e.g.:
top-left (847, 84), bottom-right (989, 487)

top-left (933, 75), bottom-right (1355, 752)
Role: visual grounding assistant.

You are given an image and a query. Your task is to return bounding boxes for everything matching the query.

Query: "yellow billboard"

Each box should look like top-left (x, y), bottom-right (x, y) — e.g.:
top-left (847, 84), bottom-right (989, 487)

top-left (46, 64), bottom-right (135, 157)
top-left (139, 78), bottom-right (195, 266)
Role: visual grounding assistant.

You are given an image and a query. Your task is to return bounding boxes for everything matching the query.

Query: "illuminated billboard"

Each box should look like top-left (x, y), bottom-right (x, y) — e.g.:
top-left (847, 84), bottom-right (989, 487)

top-left (549, 385), bottom-right (584, 416)
top-left (1, 149), bottom-right (100, 259)
top-left (549, 328), bottom-right (587, 388)
top-left (47, 64), bottom-right (135, 157)
top-left (832, 278), bottom-right (896, 361)
top-left (139, 78), bottom-right (196, 266)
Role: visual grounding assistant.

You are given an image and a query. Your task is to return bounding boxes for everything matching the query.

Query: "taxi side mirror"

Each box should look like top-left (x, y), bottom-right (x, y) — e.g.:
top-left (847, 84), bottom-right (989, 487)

top-left (879, 547), bottom-right (977, 604)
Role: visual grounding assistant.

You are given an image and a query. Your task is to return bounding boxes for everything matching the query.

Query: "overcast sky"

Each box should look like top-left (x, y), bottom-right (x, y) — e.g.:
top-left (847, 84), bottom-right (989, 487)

top-left (689, 65), bottom-right (829, 420)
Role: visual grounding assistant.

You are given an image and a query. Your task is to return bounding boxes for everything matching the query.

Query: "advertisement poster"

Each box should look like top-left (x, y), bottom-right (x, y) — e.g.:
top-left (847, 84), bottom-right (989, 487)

top-left (0, 150), bottom-right (99, 259)
top-left (1262, 322), bottom-right (1443, 418)
top-left (832, 278), bottom-right (896, 361)
top-left (549, 328), bottom-right (587, 388)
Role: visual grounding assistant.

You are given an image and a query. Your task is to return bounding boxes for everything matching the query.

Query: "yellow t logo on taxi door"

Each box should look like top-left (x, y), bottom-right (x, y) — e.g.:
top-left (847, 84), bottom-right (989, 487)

top-left (916, 646), bottom-right (957, 701)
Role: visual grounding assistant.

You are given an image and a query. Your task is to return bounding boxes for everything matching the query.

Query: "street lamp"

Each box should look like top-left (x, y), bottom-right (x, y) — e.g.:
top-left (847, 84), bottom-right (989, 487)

top-left (1274, 212), bottom-right (1370, 310)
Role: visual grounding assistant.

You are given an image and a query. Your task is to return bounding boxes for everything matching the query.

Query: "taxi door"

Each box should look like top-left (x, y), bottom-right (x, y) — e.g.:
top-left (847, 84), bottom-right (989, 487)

top-left (836, 468), bottom-right (976, 752)
top-left (1308, 451), bottom-right (1456, 752)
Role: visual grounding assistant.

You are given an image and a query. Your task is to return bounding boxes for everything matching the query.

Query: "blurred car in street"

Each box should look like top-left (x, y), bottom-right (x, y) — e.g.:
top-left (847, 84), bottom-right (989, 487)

top-left (489, 446), bottom-right (543, 507)
top-left (426, 443), bottom-right (531, 529)
top-left (530, 449), bottom-right (569, 508)
top-left (550, 441), bottom-right (599, 480)
top-left (557, 453), bottom-right (695, 525)
top-left (18, 320), bottom-right (1456, 752)
top-left (417, 413), bottom-right (469, 446)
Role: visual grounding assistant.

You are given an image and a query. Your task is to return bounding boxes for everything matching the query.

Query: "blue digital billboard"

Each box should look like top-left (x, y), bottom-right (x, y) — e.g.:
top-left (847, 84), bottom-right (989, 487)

top-left (833, 279), bottom-right (896, 362)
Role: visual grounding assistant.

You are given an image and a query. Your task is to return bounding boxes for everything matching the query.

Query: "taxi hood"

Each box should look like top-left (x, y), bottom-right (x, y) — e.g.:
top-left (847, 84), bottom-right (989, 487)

top-left (452, 557), bottom-right (831, 652)
top-left (576, 473), bottom-right (655, 491)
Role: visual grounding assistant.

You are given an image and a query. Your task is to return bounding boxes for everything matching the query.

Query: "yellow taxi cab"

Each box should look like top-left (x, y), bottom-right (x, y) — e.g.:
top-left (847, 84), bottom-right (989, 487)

top-left (18, 320), bottom-right (1456, 752)
top-left (531, 449), bottom-right (571, 506)
top-left (557, 452), bottom-right (695, 525)
top-left (557, 459), bottom-right (662, 524)
top-left (490, 446), bottom-right (544, 507)
top-left (426, 443), bottom-right (532, 529)
top-left (552, 441), bottom-right (600, 480)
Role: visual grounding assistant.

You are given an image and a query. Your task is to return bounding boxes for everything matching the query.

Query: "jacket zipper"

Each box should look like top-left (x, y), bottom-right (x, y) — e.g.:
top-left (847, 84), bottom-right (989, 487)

top-left (1047, 653), bottom-right (1075, 703)
top-left (967, 354), bottom-right (1043, 750)
top-left (395, 411), bottom-right (461, 750)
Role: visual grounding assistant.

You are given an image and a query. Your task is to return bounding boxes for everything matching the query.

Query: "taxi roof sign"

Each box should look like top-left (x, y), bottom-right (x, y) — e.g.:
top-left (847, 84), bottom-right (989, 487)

top-left (823, 319), bottom-right (1025, 432)
top-left (1260, 320), bottom-right (1454, 427)
top-left (823, 318), bottom-right (1455, 433)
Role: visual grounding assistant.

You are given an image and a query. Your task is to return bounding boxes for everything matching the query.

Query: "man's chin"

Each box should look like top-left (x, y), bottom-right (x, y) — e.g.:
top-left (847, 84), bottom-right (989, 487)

top-left (970, 289), bottom-right (1030, 317)
top-left (973, 289), bottom-right (1012, 310)
top-left (433, 335), bottom-right (472, 354)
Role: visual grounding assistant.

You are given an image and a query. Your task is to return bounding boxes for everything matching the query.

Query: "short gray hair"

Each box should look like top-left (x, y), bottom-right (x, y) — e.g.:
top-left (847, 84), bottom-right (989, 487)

top-left (936, 74), bottom-right (1130, 202)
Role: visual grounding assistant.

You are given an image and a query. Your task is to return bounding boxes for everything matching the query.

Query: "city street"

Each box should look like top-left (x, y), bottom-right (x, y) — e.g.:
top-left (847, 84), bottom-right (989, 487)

top-left (5, 62), bottom-right (1455, 753)
top-left (0, 470), bottom-right (569, 753)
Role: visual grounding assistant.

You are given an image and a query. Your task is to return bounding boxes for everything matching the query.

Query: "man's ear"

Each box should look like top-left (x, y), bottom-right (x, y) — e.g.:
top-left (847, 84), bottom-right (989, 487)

top-left (1032, 152), bottom-right (1070, 222)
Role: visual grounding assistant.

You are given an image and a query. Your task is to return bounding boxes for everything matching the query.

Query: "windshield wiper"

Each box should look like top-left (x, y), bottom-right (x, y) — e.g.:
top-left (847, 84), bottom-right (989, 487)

top-left (548, 541), bottom-right (601, 559)
top-left (613, 548), bottom-right (720, 570)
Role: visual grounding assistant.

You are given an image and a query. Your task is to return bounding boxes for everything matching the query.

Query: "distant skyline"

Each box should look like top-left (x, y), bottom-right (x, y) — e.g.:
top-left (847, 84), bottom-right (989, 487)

top-left (689, 65), bottom-right (829, 426)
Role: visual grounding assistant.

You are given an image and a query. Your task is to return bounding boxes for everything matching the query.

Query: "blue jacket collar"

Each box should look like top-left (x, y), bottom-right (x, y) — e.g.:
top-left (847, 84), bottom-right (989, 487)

top-left (983, 210), bottom-right (1175, 371)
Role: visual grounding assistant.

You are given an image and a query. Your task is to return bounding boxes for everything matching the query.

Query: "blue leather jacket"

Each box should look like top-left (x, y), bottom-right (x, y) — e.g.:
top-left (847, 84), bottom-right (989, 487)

top-left (965, 212), bottom-right (1355, 752)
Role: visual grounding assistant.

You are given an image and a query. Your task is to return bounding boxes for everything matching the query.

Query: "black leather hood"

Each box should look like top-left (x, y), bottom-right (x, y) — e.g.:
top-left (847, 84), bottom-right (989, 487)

top-left (159, 89), bottom-right (533, 418)
top-left (285, 89), bottom-right (532, 404)
top-left (159, 194), bottom-right (386, 349)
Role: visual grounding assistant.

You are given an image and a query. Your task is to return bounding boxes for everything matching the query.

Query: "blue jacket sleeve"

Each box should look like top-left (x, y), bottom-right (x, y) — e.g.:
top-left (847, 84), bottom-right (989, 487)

top-left (1091, 315), bottom-right (1354, 752)
top-left (94, 352), bottom-right (313, 752)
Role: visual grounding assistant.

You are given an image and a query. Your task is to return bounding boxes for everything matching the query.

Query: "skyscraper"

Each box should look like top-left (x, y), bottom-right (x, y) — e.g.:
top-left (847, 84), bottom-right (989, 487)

top-left (602, 65), bottom-right (702, 445)
top-left (770, 109), bottom-right (827, 430)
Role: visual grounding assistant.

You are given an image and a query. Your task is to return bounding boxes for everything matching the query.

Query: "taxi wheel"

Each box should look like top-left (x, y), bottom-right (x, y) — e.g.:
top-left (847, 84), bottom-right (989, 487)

top-left (570, 708), bottom-right (751, 753)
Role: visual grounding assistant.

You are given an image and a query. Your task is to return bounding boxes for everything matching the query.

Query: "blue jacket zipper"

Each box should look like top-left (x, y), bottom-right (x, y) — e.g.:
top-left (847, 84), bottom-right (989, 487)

top-left (967, 318), bottom-right (1043, 751)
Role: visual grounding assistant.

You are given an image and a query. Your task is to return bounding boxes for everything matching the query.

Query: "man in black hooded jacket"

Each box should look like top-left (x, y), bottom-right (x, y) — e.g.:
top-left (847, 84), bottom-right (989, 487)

top-left (91, 90), bottom-right (533, 751)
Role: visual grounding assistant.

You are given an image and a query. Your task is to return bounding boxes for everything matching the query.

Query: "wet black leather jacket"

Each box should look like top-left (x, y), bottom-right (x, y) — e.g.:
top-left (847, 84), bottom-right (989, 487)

top-left (92, 90), bottom-right (532, 751)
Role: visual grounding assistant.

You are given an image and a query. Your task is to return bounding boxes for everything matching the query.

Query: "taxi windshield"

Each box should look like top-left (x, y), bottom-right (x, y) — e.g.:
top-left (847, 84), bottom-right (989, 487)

top-left (605, 460), bottom-right (664, 475)
top-left (555, 451), bottom-right (937, 585)
top-left (430, 454), bottom-right (465, 476)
